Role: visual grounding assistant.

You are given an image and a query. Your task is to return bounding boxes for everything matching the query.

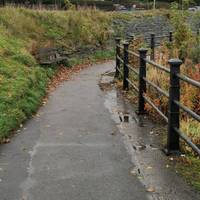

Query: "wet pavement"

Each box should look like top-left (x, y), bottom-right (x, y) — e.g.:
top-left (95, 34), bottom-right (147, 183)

top-left (0, 61), bottom-right (199, 200)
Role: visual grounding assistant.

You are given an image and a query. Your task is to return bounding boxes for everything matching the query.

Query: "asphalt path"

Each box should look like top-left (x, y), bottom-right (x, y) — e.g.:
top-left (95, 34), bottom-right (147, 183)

top-left (0, 61), bottom-right (199, 200)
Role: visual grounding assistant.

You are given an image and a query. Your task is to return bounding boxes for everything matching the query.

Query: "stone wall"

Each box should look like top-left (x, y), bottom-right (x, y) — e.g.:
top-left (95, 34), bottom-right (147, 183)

top-left (113, 15), bottom-right (172, 45)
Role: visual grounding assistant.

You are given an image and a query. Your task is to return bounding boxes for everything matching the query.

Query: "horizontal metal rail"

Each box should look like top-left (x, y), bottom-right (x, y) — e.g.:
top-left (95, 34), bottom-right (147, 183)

top-left (143, 94), bottom-right (168, 123)
top-left (117, 44), bottom-right (124, 49)
top-left (177, 74), bottom-right (200, 88)
top-left (143, 77), bottom-right (169, 98)
top-left (174, 128), bottom-right (200, 156)
top-left (117, 55), bottom-right (124, 64)
top-left (146, 43), bottom-right (162, 48)
top-left (174, 100), bottom-right (200, 122)
top-left (155, 34), bottom-right (169, 39)
top-left (145, 34), bottom-right (169, 40)
top-left (126, 50), bottom-right (139, 58)
top-left (126, 78), bottom-right (139, 92)
top-left (145, 58), bottom-right (170, 73)
top-left (127, 64), bottom-right (139, 75)
top-left (116, 67), bottom-right (123, 76)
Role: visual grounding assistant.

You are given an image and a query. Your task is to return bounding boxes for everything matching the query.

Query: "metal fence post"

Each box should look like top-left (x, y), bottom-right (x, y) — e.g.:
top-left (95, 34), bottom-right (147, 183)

top-left (115, 38), bottom-right (121, 78)
top-left (150, 33), bottom-right (155, 60)
top-left (168, 31), bottom-right (173, 58)
top-left (0, 0), bottom-right (5, 6)
top-left (127, 34), bottom-right (134, 43)
top-left (169, 31), bottom-right (173, 43)
top-left (167, 59), bottom-right (182, 154)
top-left (197, 29), bottom-right (200, 45)
top-left (123, 42), bottom-right (129, 90)
top-left (138, 48), bottom-right (148, 114)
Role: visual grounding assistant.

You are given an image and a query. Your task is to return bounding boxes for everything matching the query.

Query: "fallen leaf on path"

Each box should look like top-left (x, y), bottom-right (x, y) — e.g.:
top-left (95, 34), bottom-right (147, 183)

top-left (147, 186), bottom-right (156, 192)
top-left (146, 166), bottom-right (152, 170)
top-left (2, 138), bottom-right (10, 144)
top-left (130, 169), bottom-right (137, 176)
top-left (111, 131), bottom-right (117, 136)
top-left (41, 61), bottom-right (108, 109)
top-left (137, 145), bottom-right (146, 151)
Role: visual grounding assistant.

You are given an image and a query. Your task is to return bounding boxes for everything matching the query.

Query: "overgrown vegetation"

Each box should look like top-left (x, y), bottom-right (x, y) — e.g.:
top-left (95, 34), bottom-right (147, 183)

top-left (126, 7), bottom-right (200, 154)
top-left (145, 7), bottom-right (200, 155)
top-left (0, 7), bottom-right (114, 141)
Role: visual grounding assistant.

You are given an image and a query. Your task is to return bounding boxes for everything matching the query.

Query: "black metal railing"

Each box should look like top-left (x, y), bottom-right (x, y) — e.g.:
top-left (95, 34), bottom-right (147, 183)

top-left (115, 35), bottom-right (200, 157)
top-left (127, 32), bottom-right (173, 61)
top-left (127, 30), bottom-right (200, 61)
top-left (147, 32), bottom-right (173, 60)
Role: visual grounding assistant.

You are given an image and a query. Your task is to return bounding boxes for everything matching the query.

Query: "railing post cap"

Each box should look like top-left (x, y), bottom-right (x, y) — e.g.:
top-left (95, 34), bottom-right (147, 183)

top-left (138, 48), bottom-right (148, 54)
top-left (126, 35), bottom-right (134, 42)
top-left (123, 41), bottom-right (129, 46)
top-left (151, 33), bottom-right (155, 36)
top-left (128, 33), bottom-right (135, 38)
top-left (168, 59), bottom-right (183, 66)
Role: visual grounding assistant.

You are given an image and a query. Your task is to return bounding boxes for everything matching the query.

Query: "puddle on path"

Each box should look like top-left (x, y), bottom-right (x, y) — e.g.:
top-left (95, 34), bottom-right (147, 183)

top-left (104, 89), bottom-right (137, 125)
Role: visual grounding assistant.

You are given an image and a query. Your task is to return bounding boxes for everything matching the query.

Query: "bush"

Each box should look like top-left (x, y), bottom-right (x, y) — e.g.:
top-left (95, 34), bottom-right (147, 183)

top-left (189, 45), bottom-right (200, 64)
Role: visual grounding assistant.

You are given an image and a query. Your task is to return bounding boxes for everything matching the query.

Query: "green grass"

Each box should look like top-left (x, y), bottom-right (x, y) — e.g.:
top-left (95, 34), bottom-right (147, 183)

top-left (175, 156), bottom-right (200, 191)
top-left (0, 7), bottom-right (115, 141)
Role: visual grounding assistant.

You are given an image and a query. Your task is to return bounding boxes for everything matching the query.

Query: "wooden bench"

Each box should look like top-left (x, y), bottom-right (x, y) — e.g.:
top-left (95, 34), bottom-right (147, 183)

top-left (36, 47), bottom-right (68, 65)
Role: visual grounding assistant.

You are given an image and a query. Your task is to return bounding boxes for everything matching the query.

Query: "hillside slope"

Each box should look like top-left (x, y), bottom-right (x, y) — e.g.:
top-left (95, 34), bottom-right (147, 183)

top-left (0, 7), bottom-right (113, 140)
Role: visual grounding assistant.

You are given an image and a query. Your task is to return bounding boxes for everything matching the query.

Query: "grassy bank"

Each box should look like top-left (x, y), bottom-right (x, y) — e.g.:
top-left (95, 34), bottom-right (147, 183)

top-left (0, 7), bottom-right (115, 141)
top-left (0, 7), bottom-right (171, 141)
